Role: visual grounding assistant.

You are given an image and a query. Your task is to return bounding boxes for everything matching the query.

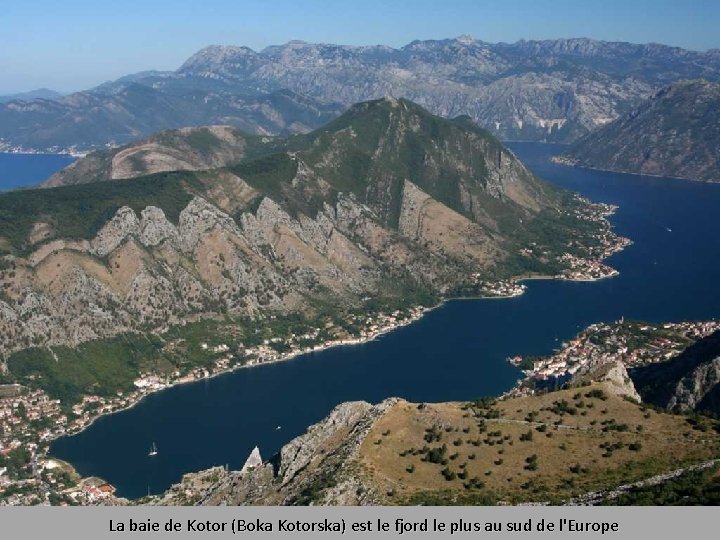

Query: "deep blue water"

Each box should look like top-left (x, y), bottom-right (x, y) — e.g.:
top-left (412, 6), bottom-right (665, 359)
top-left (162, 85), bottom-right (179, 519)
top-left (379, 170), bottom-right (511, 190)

top-left (0, 153), bottom-right (75, 191)
top-left (49, 143), bottom-right (720, 498)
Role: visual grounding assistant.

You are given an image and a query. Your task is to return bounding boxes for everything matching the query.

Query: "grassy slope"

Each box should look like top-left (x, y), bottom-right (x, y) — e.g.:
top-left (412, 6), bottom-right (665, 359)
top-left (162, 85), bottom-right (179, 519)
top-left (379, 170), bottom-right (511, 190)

top-left (359, 385), bottom-right (720, 504)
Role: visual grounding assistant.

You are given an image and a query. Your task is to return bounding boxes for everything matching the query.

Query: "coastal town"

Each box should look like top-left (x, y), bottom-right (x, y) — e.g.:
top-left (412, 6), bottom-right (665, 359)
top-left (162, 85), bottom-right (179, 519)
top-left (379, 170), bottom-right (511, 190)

top-left (555, 200), bottom-right (632, 281)
top-left (508, 319), bottom-right (720, 390)
top-left (474, 278), bottom-right (527, 298)
top-left (0, 138), bottom-right (87, 157)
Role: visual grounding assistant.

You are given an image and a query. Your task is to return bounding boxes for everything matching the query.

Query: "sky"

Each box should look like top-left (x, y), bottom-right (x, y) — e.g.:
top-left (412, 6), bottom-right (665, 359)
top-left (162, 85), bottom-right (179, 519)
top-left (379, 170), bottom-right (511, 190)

top-left (1, 0), bottom-right (719, 94)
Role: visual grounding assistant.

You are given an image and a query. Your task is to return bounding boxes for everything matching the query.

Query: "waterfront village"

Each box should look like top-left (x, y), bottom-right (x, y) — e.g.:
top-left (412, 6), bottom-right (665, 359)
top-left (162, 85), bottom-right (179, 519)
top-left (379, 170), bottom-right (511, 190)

top-left (556, 201), bottom-right (632, 281)
top-left (520, 200), bottom-right (632, 283)
top-left (474, 203), bottom-right (631, 297)
top-left (508, 319), bottom-right (720, 392)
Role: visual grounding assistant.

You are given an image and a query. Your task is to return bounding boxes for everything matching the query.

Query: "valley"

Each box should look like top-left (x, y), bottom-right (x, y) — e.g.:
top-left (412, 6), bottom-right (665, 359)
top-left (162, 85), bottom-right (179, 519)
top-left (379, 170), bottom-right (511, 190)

top-left (1, 105), bottom-right (719, 507)
top-left (2, 0), bottom-right (720, 518)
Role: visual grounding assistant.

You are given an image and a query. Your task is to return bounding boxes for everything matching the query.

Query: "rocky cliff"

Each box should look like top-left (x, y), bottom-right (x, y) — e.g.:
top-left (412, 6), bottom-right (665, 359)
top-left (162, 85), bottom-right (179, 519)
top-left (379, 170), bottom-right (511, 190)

top-left (559, 80), bottom-right (720, 182)
top-left (155, 399), bottom-right (397, 506)
top-left (570, 360), bottom-right (641, 403)
top-left (631, 330), bottom-right (720, 414)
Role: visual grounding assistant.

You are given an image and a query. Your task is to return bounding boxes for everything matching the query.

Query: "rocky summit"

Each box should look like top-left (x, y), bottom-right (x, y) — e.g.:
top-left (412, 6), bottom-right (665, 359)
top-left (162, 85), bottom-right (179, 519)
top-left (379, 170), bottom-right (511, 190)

top-left (559, 80), bottom-right (720, 182)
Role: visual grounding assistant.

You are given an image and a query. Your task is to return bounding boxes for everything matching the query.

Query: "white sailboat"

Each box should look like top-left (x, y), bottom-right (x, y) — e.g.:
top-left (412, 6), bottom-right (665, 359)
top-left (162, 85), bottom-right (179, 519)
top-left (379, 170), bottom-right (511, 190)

top-left (148, 442), bottom-right (158, 457)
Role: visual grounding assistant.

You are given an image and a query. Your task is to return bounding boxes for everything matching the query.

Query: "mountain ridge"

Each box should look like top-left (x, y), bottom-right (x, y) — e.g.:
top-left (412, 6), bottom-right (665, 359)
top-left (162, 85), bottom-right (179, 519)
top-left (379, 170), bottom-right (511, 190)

top-left (558, 80), bottom-right (720, 182)
top-left (43, 125), bottom-right (252, 187)
top-left (0, 88), bottom-right (63, 104)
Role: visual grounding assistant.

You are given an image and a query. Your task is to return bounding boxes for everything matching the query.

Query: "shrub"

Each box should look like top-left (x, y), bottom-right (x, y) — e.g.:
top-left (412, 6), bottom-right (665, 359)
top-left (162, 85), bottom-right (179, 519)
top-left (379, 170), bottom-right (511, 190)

top-left (585, 388), bottom-right (608, 400)
top-left (441, 468), bottom-right (456, 481)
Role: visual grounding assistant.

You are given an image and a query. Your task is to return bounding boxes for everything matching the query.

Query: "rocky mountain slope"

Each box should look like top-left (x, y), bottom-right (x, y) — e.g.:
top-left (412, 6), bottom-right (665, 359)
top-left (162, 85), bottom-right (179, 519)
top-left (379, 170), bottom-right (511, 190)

top-left (631, 330), bottom-right (720, 414)
top-left (153, 374), bottom-right (720, 506)
top-left (0, 99), bottom-right (613, 399)
top-left (559, 80), bottom-right (720, 181)
top-left (44, 126), bottom-right (251, 187)
top-left (0, 88), bottom-right (342, 152)
top-left (3, 37), bottom-right (720, 151)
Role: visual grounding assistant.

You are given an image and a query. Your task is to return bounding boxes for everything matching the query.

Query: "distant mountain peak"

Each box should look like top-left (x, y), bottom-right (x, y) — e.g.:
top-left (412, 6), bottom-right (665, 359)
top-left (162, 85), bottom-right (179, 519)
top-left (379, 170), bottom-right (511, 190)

top-left (455, 34), bottom-right (477, 45)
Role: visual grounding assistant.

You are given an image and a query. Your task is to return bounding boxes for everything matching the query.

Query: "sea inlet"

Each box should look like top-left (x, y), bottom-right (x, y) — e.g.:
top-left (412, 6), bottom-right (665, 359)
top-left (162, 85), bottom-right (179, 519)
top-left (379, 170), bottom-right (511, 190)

top-left (48, 143), bottom-right (720, 498)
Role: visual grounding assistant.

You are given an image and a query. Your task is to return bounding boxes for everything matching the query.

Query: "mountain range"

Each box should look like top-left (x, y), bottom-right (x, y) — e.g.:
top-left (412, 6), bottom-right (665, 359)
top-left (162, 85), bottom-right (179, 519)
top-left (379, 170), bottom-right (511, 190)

top-left (3, 36), bottom-right (720, 152)
top-left (558, 80), bottom-right (720, 182)
top-left (0, 88), bottom-right (341, 153)
top-left (2, 94), bottom-right (716, 507)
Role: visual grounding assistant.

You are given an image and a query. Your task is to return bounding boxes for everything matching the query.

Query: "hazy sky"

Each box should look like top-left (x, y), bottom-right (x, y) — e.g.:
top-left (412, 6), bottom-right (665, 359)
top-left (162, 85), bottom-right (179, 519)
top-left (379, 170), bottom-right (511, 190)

top-left (1, 0), bottom-right (719, 94)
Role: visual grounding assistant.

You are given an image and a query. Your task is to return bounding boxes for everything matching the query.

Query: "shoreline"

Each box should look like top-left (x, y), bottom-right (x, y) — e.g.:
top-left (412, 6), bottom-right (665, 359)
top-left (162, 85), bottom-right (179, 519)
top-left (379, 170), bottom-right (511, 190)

top-left (47, 261), bottom-right (624, 485)
top-left (48, 306), bottom-right (434, 445)
top-left (48, 267), bottom-right (625, 449)
top-left (505, 318), bottom-right (720, 401)
top-left (0, 150), bottom-right (83, 158)
top-left (15, 195), bottom-right (630, 502)
top-left (551, 156), bottom-right (720, 184)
